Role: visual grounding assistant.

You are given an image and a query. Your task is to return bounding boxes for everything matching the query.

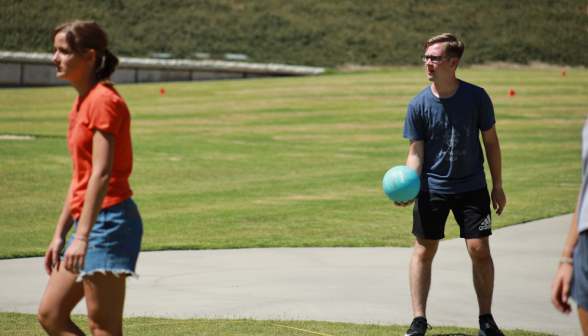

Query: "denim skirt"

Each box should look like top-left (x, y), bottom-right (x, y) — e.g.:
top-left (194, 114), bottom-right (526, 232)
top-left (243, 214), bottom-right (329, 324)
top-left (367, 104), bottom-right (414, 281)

top-left (65, 198), bottom-right (143, 282)
top-left (572, 231), bottom-right (588, 310)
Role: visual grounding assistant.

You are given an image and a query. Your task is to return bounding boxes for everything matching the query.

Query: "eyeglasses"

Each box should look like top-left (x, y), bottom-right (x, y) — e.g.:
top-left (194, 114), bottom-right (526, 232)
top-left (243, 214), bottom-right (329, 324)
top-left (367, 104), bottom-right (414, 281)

top-left (421, 55), bottom-right (454, 63)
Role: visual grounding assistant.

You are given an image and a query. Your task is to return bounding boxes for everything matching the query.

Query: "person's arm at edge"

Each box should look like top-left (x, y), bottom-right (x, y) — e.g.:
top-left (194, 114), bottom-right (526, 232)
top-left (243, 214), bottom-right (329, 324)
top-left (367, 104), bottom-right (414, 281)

top-left (551, 192), bottom-right (580, 314)
top-left (481, 124), bottom-right (506, 215)
top-left (44, 181), bottom-right (75, 275)
top-left (395, 139), bottom-right (424, 207)
top-left (63, 129), bottom-right (115, 273)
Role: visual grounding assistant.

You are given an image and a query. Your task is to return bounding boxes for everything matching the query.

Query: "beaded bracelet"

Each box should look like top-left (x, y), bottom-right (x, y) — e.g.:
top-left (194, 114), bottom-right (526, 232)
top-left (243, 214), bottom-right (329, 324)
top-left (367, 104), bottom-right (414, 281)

top-left (74, 236), bottom-right (89, 242)
top-left (560, 257), bottom-right (574, 265)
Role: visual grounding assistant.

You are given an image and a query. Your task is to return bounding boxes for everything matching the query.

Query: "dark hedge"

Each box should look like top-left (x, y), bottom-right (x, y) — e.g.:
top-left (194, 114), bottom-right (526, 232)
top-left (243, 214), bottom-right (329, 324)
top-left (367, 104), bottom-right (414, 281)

top-left (1, 0), bottom-right (586, 67)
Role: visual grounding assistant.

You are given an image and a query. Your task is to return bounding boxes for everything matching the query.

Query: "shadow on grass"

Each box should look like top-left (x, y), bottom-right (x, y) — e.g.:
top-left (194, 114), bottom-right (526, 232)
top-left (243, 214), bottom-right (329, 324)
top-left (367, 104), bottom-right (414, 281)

top-left (431, 334), bottom-right (472, 336)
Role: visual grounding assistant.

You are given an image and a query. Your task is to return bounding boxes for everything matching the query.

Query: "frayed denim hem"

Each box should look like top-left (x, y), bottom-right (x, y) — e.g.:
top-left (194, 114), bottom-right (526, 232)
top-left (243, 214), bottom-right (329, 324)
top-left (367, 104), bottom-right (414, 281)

top-left (75, 268), bottom-right (138, 282)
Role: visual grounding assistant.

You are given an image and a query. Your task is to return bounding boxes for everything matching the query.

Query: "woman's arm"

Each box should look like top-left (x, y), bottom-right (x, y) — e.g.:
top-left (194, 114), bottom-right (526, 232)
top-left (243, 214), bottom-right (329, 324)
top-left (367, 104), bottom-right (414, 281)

top-left (44, 181), bottom-right (75, 275)
top-left (551, 191), bottom-right (581, 314)
top-left (63, 129), bottom-right (115, 273)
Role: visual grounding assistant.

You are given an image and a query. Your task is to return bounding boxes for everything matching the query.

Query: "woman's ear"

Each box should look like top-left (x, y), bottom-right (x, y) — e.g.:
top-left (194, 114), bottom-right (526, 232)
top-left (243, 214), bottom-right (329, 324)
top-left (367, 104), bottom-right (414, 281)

top-left (85, 49), bottom-right (97, 66)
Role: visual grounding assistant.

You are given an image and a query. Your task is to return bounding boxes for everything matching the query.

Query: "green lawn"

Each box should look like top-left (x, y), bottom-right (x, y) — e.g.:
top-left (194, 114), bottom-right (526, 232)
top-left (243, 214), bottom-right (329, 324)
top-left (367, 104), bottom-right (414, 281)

top-left (0, 312), bottom-right (555, 336)
top-left (0, 69), bottom-right (586, 258)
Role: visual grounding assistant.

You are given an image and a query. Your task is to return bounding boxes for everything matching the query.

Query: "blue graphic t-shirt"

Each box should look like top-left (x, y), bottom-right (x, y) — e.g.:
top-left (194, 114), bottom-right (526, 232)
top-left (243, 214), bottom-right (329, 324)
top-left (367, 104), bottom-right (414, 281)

top-left (402, 80), bottom-right (495, 194)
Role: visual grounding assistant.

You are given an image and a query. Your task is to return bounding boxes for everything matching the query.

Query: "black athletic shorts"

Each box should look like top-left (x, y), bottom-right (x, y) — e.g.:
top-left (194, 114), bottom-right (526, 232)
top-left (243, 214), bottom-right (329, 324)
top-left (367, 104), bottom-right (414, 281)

top-left (412, 187), bottom-right (492, 240)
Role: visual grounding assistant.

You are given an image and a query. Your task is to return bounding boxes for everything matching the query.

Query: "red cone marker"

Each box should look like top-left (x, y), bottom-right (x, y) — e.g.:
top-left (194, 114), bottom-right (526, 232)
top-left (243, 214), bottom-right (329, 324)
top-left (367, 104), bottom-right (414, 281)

top-left (562, 68), bottom-right (566, 77)
top-left (508, 89), bottom-right (515, 97)
top-left (160, 88), bottom-right (165, 95)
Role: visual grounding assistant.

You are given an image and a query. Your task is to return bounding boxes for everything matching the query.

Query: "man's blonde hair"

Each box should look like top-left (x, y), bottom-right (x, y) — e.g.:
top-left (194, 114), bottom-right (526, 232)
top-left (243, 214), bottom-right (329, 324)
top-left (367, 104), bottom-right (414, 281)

top-left (423, 33), bottom-right (464, 59)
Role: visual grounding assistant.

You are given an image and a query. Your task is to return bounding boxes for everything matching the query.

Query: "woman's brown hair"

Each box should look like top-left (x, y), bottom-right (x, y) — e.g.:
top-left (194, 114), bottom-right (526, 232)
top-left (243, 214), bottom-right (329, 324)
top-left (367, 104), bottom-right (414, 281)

top-left (52, 21), bottom-right (119, 85)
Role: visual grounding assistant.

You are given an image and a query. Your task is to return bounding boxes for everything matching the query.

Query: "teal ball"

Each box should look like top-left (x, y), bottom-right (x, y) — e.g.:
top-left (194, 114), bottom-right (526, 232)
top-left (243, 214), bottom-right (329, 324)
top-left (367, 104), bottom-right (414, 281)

top-left (382, 166), bottom-right (420, 203)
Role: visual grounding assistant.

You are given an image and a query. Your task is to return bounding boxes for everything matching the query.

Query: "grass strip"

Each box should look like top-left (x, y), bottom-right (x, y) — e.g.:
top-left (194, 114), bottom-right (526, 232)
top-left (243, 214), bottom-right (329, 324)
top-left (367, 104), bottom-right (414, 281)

top-left (0, 312), bottom-right (555, 336)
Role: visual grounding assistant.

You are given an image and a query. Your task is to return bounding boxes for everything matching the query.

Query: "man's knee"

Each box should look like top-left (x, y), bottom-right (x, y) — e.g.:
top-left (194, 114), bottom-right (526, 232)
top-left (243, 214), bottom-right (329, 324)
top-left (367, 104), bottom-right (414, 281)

top-left (467, 238), bottom-right (492, 263)
top-left (413, 238), bottom-right (439, 262)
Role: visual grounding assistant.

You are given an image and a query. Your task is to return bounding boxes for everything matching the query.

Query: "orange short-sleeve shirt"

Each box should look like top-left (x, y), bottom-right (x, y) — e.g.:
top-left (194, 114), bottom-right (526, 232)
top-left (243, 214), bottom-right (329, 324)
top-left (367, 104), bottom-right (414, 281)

top-left (67, 83), bottom-right (133, 220)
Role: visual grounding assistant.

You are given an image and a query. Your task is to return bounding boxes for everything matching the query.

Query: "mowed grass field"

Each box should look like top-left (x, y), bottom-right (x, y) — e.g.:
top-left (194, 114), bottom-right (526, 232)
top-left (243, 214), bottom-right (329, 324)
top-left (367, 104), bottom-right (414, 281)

top-left (0, 69), bottom-right (585, 259)
top-left (0, 313), bottom-right (556, 336)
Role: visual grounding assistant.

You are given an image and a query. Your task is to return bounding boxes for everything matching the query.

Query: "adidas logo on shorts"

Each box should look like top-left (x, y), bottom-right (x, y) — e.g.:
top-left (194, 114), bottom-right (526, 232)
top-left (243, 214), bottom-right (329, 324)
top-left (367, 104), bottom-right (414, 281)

top-left (478, 215), bottom-right (491, 231)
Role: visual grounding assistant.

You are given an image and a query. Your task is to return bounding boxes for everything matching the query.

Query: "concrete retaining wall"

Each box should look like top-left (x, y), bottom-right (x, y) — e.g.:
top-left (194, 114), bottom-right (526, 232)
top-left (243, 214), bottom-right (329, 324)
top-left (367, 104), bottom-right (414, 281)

top-left (0, 51), bottom-right (325, 87)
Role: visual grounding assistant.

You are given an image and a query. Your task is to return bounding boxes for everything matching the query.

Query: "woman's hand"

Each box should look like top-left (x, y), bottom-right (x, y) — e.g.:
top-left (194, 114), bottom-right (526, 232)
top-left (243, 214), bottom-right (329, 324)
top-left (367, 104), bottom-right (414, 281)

top-left (44, 237), bottom-right (65, 275)
top-left (551, 263), bottom-right (574, 314)
top-left (63, 237), bottom-right (89, 273)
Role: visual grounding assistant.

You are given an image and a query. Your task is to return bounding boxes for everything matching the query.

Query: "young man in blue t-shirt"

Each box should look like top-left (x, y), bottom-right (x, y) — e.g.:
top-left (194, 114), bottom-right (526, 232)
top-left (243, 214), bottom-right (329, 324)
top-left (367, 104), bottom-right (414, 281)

top-left (397, 33), bottom-right (507, 336)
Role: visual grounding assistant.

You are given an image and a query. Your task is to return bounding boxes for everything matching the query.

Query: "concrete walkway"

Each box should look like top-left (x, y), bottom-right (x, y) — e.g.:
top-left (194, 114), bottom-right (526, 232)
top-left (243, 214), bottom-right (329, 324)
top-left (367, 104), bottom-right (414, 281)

top-left (0, 215), bottom-right (582, 335)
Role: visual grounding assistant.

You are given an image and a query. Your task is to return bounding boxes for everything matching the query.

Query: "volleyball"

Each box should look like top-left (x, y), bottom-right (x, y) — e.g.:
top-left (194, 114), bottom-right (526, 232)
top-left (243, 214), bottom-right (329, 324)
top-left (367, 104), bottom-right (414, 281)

top-left (382, 166), bottom-right (420, 203)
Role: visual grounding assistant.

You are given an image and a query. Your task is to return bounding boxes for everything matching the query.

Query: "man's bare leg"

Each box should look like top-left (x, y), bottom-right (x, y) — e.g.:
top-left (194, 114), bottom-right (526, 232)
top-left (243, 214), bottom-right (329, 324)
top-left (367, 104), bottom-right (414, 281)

top-left (466, 237), bottom-right (494, 315)
top-left (410, 237), bottom-right (440, 318)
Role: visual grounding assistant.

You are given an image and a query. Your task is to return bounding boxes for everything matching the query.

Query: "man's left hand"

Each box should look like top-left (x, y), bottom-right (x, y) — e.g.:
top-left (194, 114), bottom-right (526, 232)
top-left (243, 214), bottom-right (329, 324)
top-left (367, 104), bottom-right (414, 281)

top-left (491, 187), bottom-right (506, 215)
